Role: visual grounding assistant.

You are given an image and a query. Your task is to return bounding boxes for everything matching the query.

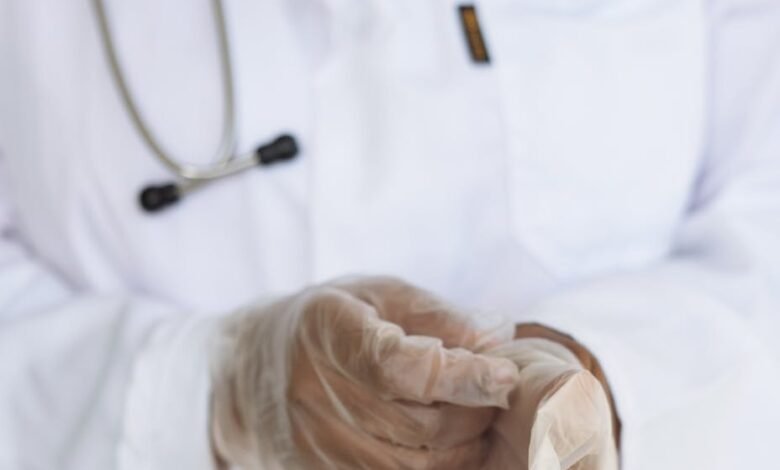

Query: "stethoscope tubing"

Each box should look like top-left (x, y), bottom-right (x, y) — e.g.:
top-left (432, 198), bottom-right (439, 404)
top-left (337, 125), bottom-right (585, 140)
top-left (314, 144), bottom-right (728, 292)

top-left (92, 0), bottom-right (246, 181)
top-left (93, 0), bottom-right (299, 212)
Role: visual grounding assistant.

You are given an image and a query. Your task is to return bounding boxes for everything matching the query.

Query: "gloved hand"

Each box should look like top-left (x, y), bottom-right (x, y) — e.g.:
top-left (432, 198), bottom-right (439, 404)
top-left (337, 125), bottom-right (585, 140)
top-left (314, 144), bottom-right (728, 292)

top-left (482, 338), bottom-right (619, 470)
top-left (210, 277), bottom-right (521, 469)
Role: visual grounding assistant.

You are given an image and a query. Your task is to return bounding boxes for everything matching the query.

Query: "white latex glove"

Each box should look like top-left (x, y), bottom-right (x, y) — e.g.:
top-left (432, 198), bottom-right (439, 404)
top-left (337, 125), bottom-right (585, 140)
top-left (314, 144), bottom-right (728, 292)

top-left (210, 277), bottom-right (520, 469)
top-left (483, 338), bottom-right (619, 470)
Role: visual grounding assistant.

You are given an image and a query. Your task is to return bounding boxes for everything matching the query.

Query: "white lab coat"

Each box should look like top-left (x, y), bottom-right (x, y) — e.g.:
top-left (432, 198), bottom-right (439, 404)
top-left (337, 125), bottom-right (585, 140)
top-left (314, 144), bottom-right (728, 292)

top-left (1, 0), bottom-right (779, 468)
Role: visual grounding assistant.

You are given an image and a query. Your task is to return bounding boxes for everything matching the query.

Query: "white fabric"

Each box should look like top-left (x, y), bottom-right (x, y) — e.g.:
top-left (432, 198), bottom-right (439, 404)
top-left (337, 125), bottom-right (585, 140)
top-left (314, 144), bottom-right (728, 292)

top-left (118, 315), bottom-right (218, 470)
top-left (0, 0), bottom-right (778, 469)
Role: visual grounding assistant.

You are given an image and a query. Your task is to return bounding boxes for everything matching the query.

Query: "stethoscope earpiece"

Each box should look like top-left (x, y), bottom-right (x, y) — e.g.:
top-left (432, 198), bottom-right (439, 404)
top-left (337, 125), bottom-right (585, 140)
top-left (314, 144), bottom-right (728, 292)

top-left (139, 183), bottom-right (180, 213)
top-left (257, 134), bottom-right (299, 166)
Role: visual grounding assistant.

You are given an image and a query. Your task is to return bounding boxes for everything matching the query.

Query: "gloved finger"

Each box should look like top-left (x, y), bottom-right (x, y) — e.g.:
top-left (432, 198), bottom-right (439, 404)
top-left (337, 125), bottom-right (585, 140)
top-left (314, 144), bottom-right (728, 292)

top-left (487, 337), bottom-right (582, 369)
top-left (377, 401), bottom-right (498, 450)
top-left (298, 288), bottom-right (519, 408)
top-left (422, 436), bottom-right (490, 470)
top-left (377, 334), bottom-right (519, 407)
top-left (291, 397), bottom-right (490, 470)
top-left (334, 277), bottom-right (477, 348)
top-left (400, 308), bottom-right (480, 349)
top-left (332, 379), bottom-right (499, 449)
top-left (291, 334), bottom-right (499, 450)
top-left (399, 308), bottom-right (516, 352)
top-left (331, 276), bottom-right (511, 350)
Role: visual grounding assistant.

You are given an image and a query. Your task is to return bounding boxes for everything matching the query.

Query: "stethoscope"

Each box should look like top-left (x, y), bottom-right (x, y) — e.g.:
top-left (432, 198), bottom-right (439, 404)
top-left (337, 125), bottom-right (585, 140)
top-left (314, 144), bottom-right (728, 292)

top-left (92, 0), bottom-right (299, 213)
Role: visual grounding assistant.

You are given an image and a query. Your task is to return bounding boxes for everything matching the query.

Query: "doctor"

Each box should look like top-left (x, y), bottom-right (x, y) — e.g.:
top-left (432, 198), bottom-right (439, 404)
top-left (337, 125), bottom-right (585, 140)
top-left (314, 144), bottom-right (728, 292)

top-left (1, 0), bottom-right (779, 468)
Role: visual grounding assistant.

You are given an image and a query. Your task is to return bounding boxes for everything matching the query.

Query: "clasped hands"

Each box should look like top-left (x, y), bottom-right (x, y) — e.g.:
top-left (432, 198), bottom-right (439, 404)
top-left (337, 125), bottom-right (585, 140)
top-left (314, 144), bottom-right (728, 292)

top-left (211, 277), bottom-right (618, 469)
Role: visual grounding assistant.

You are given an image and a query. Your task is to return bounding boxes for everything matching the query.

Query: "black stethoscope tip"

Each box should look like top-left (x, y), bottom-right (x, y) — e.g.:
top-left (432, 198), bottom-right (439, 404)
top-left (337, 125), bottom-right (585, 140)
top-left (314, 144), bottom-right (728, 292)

top-left (257, 134), bottom-right (299, 165)
top-left (140, 183), bottom-right (180, 212)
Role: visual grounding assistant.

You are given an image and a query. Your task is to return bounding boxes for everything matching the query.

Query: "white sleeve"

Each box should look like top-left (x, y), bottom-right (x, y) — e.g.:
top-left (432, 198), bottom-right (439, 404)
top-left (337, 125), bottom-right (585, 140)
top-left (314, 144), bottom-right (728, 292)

top-left (0, 176), bottom-right (217, 469)
top-left (518, 2), bottom-right (780, 469)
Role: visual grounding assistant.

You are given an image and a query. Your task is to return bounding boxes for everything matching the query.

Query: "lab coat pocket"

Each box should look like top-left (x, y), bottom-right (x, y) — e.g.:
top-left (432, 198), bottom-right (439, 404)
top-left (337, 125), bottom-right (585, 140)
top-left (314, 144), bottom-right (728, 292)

top-left (481, 0), bottom-right (705, 279)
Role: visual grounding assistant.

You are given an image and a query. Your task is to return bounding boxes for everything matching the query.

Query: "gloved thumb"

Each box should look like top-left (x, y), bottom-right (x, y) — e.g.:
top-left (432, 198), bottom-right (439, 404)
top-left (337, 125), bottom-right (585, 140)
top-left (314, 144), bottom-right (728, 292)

top-left (529, 370), bottom-right (615, 470)
top-left (485, 338), bottom-right (618, 470)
